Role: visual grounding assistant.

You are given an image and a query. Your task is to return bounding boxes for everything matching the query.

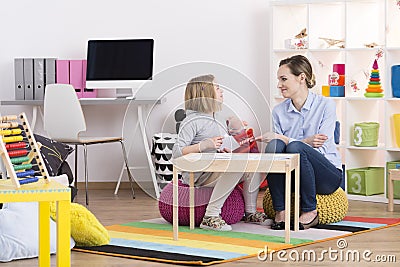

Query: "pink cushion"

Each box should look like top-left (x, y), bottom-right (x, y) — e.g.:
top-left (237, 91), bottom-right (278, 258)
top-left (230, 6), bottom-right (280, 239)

top-left (158, 180), bottom-right (245, 226)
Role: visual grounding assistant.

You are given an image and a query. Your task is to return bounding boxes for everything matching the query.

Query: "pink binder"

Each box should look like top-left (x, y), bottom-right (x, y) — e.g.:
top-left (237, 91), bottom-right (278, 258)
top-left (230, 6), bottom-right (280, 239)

top-left (69, 60), bottom-right (83, 98)
top-left (55, 60), bottom-right (70, 84)
top-left (81, 60), bottom-right (97, 98)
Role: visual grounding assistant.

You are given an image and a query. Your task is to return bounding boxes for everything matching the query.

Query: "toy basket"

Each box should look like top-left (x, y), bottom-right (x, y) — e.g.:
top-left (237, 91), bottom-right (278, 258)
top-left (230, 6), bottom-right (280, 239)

top-left (392, 65), bottom-right (400, 98)
top-left (347, 167), bottom-right (384, 196)
top-left (353, 122), bottom-right (379, 147)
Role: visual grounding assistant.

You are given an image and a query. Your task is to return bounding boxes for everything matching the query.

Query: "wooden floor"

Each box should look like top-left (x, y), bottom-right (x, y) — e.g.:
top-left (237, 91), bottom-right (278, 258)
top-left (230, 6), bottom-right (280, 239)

top-left (2, 187), bottom-right (400, 266)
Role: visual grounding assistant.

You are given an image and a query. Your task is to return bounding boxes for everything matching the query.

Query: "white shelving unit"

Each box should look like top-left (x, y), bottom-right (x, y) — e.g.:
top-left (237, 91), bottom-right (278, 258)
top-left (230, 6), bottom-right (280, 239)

top-left (270, 0), bottom-right (400, 204)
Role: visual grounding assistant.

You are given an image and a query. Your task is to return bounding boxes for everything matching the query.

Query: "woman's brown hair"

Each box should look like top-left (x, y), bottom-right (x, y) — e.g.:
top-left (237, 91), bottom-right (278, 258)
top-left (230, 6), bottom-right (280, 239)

top-left (280, 55), bottom-right (316, 88)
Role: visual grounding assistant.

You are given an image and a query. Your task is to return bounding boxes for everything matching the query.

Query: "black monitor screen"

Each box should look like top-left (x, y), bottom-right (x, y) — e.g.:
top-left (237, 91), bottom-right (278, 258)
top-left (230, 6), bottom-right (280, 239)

top-left (86, 39), bottom-right (154, 81)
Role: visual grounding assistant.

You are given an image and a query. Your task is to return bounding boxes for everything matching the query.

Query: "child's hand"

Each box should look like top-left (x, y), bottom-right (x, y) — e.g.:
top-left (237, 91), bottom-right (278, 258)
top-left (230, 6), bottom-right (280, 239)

top-left (200, 136), bottom-right (224, 151)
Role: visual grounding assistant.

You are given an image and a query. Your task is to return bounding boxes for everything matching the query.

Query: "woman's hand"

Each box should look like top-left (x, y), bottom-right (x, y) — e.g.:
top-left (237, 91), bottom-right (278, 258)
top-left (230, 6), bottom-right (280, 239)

top-left (302, 134), bottom-right (328, 148)
top-left (255, 132), bottom-right (277, 143)
top-left (255, 132), bottom-right (289, 144)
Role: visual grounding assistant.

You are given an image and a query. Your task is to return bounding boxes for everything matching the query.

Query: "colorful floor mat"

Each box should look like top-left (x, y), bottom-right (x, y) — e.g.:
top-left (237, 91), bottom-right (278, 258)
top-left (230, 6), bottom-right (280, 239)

top-left (73, 216), bottom-right (400, 265)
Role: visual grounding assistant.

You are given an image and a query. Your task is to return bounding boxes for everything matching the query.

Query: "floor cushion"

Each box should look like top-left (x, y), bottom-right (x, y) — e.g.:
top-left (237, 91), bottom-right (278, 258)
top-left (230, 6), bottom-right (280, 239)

top-left (159, 180), bottom-right (245, 226)
top-left (33, 134), bottom-right (74, 177)
top-left (262, 187), bottom-right (348, 224)
top-left (0, 202), bottom-right (75, 262)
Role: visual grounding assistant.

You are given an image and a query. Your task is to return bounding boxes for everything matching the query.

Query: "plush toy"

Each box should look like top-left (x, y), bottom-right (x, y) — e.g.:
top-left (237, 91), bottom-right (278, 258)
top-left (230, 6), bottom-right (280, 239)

top-left (226, 116), bottom-right (267, 188)
top-left (50, 202), bottom-right (110, 247)
top-left (226, 116), bottom-right (259, 153)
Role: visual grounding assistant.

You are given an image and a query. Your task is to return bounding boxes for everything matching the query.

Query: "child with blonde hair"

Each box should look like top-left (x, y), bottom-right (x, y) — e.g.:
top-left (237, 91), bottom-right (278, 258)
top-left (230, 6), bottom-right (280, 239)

top-left (172, 74), bottom-right (271, 231)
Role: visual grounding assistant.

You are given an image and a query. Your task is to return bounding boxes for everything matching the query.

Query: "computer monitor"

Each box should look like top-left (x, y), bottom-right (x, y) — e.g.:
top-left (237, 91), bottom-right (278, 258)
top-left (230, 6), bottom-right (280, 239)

top-left (85, 39), bottom-right (154, 97)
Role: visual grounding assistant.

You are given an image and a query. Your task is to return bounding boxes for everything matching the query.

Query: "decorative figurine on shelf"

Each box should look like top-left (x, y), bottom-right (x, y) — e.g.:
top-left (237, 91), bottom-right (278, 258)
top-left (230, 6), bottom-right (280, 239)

top-left (329, 72), bottom-right (340, 86)
top-left (364, 42), bottom-right (380, 48)
top-left (285, 28), bottom-right (308, 49)
top-left (319, 37), bottom-right (345, 48)
top-left (294, 28), bottom-right (308, 49)
top-left (350, 79), bottom-right (360, 93)
top-left (364, 59), bottom-right (384, 98)
top-left (295, 28), bottom-right (307, 39)
top-left (376, 48), bottom-right (384, 59)
top-left (295, 39), bottom-right (307, 49)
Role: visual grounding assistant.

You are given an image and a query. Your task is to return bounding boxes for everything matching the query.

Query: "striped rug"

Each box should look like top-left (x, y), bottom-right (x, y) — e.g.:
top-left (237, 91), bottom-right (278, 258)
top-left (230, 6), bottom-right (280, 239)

top-left (73, 216), bottom-right (400, 265)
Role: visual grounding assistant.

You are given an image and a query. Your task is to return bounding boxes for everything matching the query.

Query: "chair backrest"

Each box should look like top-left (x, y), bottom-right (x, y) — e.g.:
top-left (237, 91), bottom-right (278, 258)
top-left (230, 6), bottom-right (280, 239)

top-left (44, 84), bottom-right (86, 142)
top-left (174, 109), bottom-right (186, 133)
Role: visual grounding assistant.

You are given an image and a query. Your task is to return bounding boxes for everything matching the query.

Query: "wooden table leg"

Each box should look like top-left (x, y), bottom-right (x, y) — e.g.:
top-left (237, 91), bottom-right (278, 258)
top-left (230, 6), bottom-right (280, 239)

top-left (284, 166), bottom-right (291, 244)
top-left (173, 167), bottom-right (179, 240)
top-left (293, 156), bottom-right (300, 231)
top-left (189, 172), bottom-right (195, 230)
top-left (38, 201), bottom-right (50, 267)
top-left (388, 175), bottom-right (394, 212)
top-left (56, 200), bottom-right (70, 267)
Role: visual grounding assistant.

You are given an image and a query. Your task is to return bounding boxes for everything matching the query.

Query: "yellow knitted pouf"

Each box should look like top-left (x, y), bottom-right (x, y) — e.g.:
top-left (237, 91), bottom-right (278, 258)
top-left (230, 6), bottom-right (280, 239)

top-left (262, 187), bottom-right (348, 224)
top-left (50, 202), bottom-right (110, 247)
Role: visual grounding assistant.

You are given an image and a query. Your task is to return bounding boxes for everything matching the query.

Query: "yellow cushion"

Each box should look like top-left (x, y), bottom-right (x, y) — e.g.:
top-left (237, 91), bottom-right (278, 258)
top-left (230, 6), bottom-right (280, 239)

top-left (262, 187), bottom-right (348, 224)
top-left (50, 202), bottom-right (110, 247)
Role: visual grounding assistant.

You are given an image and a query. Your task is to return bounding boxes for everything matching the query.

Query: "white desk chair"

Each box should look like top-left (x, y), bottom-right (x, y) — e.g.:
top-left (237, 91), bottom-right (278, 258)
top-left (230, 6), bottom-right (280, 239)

top-left (43, 84), bottom-right (135, 205)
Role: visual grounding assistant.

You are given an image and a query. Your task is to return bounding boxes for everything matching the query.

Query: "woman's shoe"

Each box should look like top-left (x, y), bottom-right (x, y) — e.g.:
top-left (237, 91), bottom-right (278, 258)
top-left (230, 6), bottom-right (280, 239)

top-left (271, 213), bottom-right (319, 230)
top-left (299, 213), bottom-right (319, 230)
top-left (271, 221), bottom-right (285, 230)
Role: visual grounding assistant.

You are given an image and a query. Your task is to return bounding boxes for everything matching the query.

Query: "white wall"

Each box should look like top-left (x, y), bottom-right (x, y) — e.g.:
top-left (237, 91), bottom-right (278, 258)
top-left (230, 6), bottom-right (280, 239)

top-left (0, 0), bottom-right (272, 184)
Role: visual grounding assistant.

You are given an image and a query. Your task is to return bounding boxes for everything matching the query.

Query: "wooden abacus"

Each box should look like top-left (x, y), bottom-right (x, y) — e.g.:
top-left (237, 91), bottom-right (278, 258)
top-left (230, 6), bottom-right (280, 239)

top-left (0, 112), bottom-right (50, 188)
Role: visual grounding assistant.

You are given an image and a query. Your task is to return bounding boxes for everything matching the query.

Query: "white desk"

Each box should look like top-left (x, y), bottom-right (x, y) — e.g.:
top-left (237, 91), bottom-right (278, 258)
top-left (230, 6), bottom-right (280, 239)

top-left (172, 153), bottom-right (300, 244)
top-left (0, 98), bottom-right (160, 129)
top-left (0, 97), bottom-right (165, 198)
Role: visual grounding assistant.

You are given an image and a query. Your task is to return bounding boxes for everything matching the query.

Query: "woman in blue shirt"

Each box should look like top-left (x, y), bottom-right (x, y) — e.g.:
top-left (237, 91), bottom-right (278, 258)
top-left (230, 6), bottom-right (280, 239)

top-left (260, 55), bottom-right (342, 230)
